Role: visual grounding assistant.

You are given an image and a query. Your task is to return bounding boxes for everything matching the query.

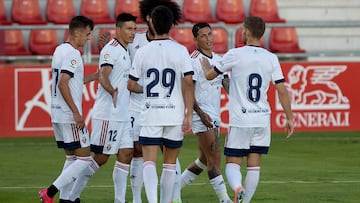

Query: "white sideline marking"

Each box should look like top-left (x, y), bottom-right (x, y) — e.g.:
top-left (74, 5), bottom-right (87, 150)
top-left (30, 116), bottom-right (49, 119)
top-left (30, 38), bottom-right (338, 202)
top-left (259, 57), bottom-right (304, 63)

top-left (1, 180), bottom-right (360, 190)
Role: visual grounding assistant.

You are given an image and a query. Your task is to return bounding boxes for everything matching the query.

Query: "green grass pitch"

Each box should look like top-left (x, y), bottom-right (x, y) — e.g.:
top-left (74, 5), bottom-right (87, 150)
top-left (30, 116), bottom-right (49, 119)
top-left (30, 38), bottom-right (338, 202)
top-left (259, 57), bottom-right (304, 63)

top-left (0, 131), bottom-right (359, 203)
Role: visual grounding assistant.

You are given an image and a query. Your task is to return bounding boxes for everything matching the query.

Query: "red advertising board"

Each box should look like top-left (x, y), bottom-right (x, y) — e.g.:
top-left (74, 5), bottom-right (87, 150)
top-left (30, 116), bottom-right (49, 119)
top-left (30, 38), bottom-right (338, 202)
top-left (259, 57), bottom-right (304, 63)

top-left (1, 62), bottom-right (359, 137)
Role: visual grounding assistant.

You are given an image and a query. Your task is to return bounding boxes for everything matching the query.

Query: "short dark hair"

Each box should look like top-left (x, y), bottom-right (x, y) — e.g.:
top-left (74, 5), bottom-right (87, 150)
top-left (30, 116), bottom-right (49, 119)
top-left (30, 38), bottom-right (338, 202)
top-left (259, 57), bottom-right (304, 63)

top-left (243, 16), bottom-right (265, 39)
top-left (69, 16), bottom-right (94, 35)
top-left (192, 22), bottom-right (211, 37)
top-left (140, 0), bottom-right (182, 25)
top-left (116, 13), bottom-right (137, 27)
top-left (150, 5), bottom-right (174, 35)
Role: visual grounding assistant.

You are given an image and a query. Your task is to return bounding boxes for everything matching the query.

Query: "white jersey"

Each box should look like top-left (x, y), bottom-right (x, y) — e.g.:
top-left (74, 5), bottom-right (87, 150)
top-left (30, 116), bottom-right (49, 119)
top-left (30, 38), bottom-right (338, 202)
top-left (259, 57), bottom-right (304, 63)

top-left (128, 32), bottom-right (149, 112)
top-left (216, 45), bottom-right (285, 127)
top-left (190, 49), bottom-right (225, 124)
top-left (51, 43), bottom-right (84, 123)
top-left (91, 38), bottom-right (131, 121)
top-left (130, 39), bottom-right (194, 126)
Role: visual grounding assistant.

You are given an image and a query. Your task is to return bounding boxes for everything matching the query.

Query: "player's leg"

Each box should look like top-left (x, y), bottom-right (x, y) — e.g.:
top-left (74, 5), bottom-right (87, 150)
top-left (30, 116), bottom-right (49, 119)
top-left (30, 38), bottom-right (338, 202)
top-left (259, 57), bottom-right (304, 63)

top-left (129, 111), bottom-right (144, 203)
top-left (113, 121), bottom-right (133, 203)
top-left (140, 126), bottom-right (162, 203)
top-left (41, 123), bottom-right (91, 202)
top-left (224, 127), bottom-right (251, 203)
top-left (243, 127), bottom-right (270, 203)
top-left (198, 128), bottom-right (231, 202)
top-left (161, 126), bottom-right (183, 203)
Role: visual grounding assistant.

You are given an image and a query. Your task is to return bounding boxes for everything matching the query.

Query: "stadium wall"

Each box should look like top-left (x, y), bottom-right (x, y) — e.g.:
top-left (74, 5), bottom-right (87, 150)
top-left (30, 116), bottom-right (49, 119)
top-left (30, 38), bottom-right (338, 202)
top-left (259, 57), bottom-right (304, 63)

top-left (1, 61), bottom-right (359, 137)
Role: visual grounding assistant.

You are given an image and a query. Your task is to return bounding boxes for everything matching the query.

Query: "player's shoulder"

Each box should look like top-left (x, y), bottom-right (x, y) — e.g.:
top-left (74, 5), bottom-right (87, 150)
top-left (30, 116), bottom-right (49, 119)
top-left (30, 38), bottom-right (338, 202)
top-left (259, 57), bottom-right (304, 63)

top-left (190, 49), bottom-right (202, 59)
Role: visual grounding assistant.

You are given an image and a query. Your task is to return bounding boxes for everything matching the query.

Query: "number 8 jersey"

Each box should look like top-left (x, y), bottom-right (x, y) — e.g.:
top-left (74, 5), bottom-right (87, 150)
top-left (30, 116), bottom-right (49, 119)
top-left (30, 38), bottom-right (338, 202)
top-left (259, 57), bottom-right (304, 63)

top-left (215, 46), bottom-right (285, 127)
top-left (51, 43), bottom-right (84, 123)
top-left (129, 39), bottom-right (194, 126)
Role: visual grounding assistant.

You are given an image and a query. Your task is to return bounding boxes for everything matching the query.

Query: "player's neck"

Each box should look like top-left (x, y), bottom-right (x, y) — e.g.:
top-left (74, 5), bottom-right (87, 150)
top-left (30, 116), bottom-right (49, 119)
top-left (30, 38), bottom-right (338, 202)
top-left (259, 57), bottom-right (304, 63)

top-left (246, 38), bottom-right (261, 47)
top-left (154, 33), bottom-right (170, 40)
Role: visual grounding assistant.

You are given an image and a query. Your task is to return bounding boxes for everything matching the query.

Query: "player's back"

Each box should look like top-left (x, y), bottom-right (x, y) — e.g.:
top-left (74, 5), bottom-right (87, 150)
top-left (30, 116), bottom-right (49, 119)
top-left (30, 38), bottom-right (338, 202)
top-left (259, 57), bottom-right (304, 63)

top-left (132, 39), bottom-right (193, 125)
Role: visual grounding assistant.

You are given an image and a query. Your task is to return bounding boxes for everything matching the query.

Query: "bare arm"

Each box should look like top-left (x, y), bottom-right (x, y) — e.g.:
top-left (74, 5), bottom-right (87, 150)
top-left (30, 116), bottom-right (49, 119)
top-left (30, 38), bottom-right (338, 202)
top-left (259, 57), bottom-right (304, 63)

top-left (58, 73), bottom-right (84, 129)
top-left (99, 65), bottom-right (118, 107)
top-left (127, 79), bottom-right (143, 93)
top-left (200, 57), bottom-right (220, 80)
top-left (276, 82), bottom-right (294, 138)
top-left (84, 70), bottom-right (99, 84)
top-left (182, 75), bottom-right (195, 133)
top-left (222, 76), bottom-right (230, 94)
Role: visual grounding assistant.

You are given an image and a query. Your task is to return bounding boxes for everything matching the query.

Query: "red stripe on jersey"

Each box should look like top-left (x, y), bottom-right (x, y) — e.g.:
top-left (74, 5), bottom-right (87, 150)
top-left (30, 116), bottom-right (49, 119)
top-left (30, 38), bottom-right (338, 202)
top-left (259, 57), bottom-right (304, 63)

top-left (100, 120), bottom-right (109, 146)
top-left (110, 39), bottom-right (119, 47)
top-left (190, 50), bottom-right (200, 58)
top-left (71, 124), bottom-right (79, 141)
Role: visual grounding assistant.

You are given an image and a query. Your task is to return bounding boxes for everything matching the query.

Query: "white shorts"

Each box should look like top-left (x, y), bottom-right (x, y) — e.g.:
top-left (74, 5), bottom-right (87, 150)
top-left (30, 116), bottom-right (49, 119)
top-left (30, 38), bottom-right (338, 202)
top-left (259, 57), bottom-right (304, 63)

top-left (224, 126), bottom-right (270, 157)
top-left (130, 110), bottom-right (141, 142)
top-left (90, 119), bottom-right (133, 155)
top-left (192, 118), bottom-right (220, 134)
top-left (139, 125), bottom-right (183, 148)
top-left (52, 123), bottom-right (90, 150)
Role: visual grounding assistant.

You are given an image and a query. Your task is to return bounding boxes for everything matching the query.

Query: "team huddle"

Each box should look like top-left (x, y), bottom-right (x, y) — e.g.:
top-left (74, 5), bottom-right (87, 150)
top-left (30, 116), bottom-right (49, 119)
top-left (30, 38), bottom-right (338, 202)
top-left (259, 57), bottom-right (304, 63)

top-left (39, 0), bottom-right (294, 203)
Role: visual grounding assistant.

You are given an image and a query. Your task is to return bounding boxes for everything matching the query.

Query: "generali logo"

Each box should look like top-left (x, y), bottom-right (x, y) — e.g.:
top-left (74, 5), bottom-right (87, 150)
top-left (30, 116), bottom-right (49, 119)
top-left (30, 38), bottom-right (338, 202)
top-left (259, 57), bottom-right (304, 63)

top-left (275, 65), bottom-right (350, 128)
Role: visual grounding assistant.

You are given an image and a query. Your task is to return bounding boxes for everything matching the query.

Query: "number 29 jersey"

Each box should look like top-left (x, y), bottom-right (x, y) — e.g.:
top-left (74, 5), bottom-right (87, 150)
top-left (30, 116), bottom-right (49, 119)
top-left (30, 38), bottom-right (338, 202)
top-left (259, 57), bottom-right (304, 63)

top-left (51, 43), bottom-right (84, 123)
top-left (129, 39), bottom-right (194, 126)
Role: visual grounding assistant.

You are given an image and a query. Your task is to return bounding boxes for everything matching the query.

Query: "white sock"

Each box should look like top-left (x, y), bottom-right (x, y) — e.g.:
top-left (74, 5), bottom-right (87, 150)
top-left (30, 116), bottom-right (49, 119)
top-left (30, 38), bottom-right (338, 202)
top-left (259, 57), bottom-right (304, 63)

top-left (143, 161), bottom-right (158, 203)
top-left (113, 161), bottom-right (130, 203)
top-left (172, 158), bottom-right (182, 202)
top-left (160, 164), bottom-right (176, 203)
top-left (53, 156), bottom-right (91, 190)
top-left (244, 167), bottom-right (260, 203)
top-left (181, 158), bottom-right (206, 188)
top-left (130, 157), bottom-right (144, 203)
top-left (69, 157), bottom-right (99, 201)
top-left (225, 163), bottom-right (243, 191)
top-left (59, 155), bottom-right (76, 200)
top-left (210, 175), bottom-right (231, 202)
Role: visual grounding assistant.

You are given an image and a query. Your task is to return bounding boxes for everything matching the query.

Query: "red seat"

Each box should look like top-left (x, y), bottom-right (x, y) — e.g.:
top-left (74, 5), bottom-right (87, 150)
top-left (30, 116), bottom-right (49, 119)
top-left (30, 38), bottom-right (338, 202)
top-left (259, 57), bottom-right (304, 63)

top-left (114, 0), bottom-right (143, 23)
top-left (29, 29), bottom-right (59, 55)
top-left (269, 27), bottom-right (305, 53)
top-left (46, 0), bottom-right (75, 24)
top-left (216, 0), bottom-right (245, 24)
top-left (80, 0), bottom-right (112, 24)
top-left (183, 0), bottom-right (217, 23)
top-left (235, 28), bottom-right (265, 48)
top-left (169, 28), bottom-right (196, 53)
top-left (212, 27), bottom-right (228, 54)
top-left (249, 0), bottom-right (285, 23)
top-left (64, 29), bottom-right (98, 54)
top-left (11, 0), bottom-right (46, 24)
top-left (1, 30), bottom-right (31, 55)
top-left (0, 0), bottom-right (11, 25)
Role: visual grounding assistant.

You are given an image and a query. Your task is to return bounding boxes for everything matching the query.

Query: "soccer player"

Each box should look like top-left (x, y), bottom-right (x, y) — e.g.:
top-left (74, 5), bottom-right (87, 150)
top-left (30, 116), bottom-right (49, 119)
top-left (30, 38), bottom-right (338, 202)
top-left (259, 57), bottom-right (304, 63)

top-left (39, 16), bottom-right (96, 203)
top-left (68, 13), bottom-right (137, 203)
top-left (180, 22), bottom-right (232, 203)
top-left (127, 5), bottom-right (194, 203)
top-left (127, 1), bottom-right (185, 202)
top-left (201, 16), bottom-right (294, 203)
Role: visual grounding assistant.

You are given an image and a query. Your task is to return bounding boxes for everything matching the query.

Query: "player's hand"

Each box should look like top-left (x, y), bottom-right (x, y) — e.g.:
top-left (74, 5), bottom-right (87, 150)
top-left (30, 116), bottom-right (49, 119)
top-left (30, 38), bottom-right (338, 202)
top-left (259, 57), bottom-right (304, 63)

top-left (200, 112), bottom-right (213, 128)
top-left (200, 57), bottom-right (212, 73)
top-left (285, 119), bottom-right (294, 138)
top-left (112, 88), bottom-right (118, 108)
top-left (182, 115), bottom-right (192, 133)
top-left (73, 112), bottom-right (85, 129)
top-left (98, 31), bottom-right (111, 49)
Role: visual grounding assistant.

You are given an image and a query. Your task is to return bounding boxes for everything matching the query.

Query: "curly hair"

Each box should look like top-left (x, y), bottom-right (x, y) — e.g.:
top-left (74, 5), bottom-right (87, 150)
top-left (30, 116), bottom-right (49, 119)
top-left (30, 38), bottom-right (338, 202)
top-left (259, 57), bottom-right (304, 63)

top-left (139, 0), bottom-right (182, 25)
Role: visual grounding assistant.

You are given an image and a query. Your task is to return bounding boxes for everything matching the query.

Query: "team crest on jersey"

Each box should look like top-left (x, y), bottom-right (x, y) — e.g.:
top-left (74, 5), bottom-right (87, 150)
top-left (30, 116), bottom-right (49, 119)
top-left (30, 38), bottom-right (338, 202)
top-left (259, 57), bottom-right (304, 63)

top-left (106, 144), bottom-right (112, 151)
top-left (145, 102), bottom-right (150, 109)
top-left (82, 137), bottom-right (87, 143)
top-left (123, 56), bottom-right (126, 60)
top-left (103, 53), bottom-right (110, 61)
top-left (70, 59), bottom-right (77, 68)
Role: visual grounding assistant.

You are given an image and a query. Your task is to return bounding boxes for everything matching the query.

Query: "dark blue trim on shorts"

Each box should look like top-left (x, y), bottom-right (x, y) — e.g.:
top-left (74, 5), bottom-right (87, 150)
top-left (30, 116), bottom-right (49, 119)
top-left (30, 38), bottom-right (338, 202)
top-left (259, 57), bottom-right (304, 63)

top-left (90, 145), bottom-right (104, 153)
top-left (57, 141), bottom-right (81, 150)
top-left (139, 137), bottom-right (183, 148)
top-left (224, 146), bottom-right (269, 157)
